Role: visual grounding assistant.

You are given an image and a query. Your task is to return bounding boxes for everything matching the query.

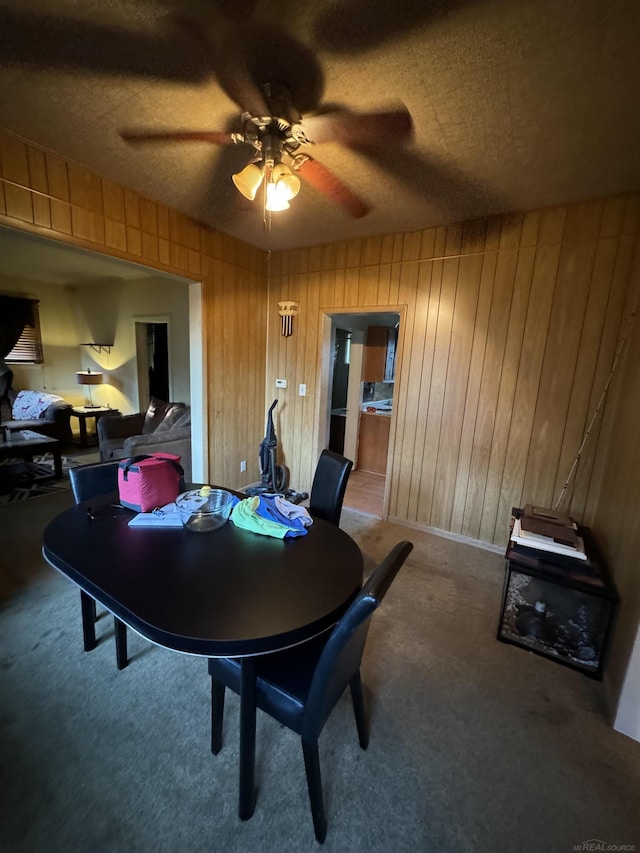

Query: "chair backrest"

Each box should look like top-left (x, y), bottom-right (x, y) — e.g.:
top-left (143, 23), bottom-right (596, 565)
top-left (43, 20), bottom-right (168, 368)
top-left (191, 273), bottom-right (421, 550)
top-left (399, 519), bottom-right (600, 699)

top-left (309, 449), bottom-right (353, 526)
top-left (302, 540), bottom-right (413, 740)
top-left (69, 460), bottom-right (120, 505)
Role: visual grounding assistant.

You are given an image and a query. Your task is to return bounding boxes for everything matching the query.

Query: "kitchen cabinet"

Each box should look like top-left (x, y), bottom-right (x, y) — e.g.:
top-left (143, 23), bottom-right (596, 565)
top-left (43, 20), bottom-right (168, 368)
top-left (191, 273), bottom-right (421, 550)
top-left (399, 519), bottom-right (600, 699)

top-left (362, 325), bottom-right (397, 382)
top-left (362, 326), bottom-right (387, 382)
top-left (357, 412), bottom-right (390, 475)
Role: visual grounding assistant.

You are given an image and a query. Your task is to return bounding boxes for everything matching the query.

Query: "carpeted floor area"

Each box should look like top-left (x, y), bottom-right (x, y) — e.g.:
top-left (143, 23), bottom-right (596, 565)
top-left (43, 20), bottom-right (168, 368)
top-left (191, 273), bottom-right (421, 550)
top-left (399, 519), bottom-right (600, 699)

top-left (0, 447), bottom-right (100, 506)
top-left (1, 494), bottom-right (639, 853)
top-left (0, 454), bottom-right (72, 505)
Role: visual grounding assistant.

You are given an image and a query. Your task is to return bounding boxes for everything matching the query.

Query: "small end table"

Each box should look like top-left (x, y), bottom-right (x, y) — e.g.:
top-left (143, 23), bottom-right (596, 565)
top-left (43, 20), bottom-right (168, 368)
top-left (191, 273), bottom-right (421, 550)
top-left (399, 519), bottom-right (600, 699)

top-left (71, 407), bottom-right (120, 448)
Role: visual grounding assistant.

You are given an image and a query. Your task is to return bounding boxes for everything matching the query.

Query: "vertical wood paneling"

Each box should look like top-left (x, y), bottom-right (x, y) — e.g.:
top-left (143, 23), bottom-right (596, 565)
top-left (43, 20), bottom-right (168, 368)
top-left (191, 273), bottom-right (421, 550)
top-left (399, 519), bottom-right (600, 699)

top-left (523, 243), bottom-right (596, 507)
top-left (553, 238), bottom-right (620, 511)
top-left (585, 239), bottom-right (640, 710)
top-left (392, 260), bottom-right (422, 518)
top-left (268, 192), bottom-right (640, 544)
top-left (573, 234), bottom-right (637, 519)
top-left (302, 270), bottom-right (321, 484)
top-left (462, 249), bottom-right (518, 539)
top-left (0, 135), bottom-right (30, 184)
top-left (451, 251), bottom-right (497, 534)
top-left (480, 246), bottom-right (536, 543)
top-left (494, 244), bottom-right (560, 531)
top-left (417, 257), bottom-right (451, 525)
top-left (432, 252), bottom-right (483, 532)
top-left (2, 129), bottom-right (638, 549)
top-left (429, 255), bottom-right (465, 530)
top-left (4, 184), bottom-right (33, 222)
top-left (398, 261), bottom-right (431, 520)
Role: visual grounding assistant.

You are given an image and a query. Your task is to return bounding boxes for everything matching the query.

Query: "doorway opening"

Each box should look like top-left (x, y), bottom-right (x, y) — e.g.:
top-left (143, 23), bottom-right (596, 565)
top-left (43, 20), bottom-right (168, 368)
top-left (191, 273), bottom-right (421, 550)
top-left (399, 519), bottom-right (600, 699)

top-left (322, 310), bottom-right (401, 518)
top-left (135, 319), bottom-right (170, 410)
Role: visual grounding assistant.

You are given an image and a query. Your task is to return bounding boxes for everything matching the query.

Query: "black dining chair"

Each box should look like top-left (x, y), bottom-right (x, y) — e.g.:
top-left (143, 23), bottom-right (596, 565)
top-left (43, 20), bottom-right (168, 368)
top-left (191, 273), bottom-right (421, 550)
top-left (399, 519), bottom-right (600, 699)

top-left (309, 449), bottom-right (353, 526)
top-left (69, 460), bottom-right (128, 669)
top-left (208, 539), bottom-right (413, 843)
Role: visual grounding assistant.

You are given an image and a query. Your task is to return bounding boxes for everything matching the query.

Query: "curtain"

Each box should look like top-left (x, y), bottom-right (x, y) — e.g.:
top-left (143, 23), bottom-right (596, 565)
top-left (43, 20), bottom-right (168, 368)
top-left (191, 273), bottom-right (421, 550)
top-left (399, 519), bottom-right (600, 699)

top-left (0, 295), bottom-right (37, 358)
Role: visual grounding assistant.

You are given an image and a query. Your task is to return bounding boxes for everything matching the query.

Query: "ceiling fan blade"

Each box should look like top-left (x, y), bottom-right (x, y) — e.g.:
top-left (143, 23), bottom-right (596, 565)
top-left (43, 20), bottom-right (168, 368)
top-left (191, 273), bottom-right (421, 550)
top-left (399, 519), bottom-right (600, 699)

top-left (169, 14), bottom-right (269, 117)
top-left (120, 130), bottom-right (235, 145)
top-left (295, 157), bottom-right (370, 218)
top-left (0, 8), bottom-right (208, 82)
top-left (302, 106), bottom-right (413, 146)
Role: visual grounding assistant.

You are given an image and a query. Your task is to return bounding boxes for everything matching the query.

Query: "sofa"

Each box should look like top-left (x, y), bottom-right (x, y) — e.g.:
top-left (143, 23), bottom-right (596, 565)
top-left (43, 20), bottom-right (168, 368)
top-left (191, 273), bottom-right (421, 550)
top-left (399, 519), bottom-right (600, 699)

top-left (1, 388), bottom-right (73, 446)
top-left (97, 397), bottom-right (192, 477)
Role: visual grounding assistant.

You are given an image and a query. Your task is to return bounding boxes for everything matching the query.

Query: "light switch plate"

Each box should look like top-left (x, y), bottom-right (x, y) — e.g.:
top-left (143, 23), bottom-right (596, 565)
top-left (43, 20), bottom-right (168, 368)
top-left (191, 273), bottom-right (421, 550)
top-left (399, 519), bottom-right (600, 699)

top-left (299, 384), bottom-right (306, 396)
top-left (275, 378), bottom-right (287, 388)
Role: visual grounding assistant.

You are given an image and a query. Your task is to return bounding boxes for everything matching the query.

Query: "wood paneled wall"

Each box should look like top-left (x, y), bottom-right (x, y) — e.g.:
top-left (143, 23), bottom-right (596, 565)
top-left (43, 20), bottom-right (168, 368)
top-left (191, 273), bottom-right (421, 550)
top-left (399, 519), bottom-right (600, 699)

top-left (269, 196), bottom-right (640, 547)
top-left (2, 126), bottom-right (638, 549)
top-left (0, 130), bottom-right (269, 489)
top-left (588, 246), bottom-right (640, 720)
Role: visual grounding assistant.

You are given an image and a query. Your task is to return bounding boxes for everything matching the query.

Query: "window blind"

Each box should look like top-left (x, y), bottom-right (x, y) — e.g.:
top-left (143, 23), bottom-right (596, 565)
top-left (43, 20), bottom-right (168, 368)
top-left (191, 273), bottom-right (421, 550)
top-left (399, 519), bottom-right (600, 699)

top-left (6, 308), bottom-right (44, 363)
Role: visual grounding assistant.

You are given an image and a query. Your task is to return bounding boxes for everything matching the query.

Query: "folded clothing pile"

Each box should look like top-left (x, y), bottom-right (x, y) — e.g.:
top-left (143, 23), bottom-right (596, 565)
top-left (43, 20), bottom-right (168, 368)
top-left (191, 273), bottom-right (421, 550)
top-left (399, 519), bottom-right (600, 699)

top-left (231, 495), bottom-right (313, 539)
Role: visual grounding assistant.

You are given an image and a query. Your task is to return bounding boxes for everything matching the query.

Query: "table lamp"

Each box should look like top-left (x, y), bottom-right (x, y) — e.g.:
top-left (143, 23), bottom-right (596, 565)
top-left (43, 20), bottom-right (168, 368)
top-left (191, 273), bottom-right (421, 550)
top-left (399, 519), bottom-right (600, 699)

top-left (76, 369), bottom-right (103, 408)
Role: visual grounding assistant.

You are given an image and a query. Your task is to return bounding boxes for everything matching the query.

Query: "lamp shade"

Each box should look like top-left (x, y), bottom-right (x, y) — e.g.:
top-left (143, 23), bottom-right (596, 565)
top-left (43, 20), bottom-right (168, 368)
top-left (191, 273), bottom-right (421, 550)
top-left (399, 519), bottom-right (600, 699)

top-left (76, 369), bottom-right (103, 407)
top-left (76, 370), bottom-right (103, 386)
top-left (232, 163), bottom-right (264, 200)
top-left (271, 163), bottom-right (301, 199)
top-left (265, 180), bottom-right (291, 211)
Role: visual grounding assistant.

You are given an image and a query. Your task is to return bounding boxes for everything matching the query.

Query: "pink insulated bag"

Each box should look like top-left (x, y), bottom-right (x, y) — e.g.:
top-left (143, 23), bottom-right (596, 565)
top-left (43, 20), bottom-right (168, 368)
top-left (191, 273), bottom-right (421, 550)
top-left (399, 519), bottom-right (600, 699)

top-left (118, 453), bottom-right (184, 512)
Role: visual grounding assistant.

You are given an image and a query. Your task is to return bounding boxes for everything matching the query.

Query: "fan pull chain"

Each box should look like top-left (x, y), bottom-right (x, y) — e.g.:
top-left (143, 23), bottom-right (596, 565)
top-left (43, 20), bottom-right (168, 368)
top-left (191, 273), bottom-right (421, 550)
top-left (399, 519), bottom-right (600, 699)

top-left (554, 308), bottom-right (637, 510)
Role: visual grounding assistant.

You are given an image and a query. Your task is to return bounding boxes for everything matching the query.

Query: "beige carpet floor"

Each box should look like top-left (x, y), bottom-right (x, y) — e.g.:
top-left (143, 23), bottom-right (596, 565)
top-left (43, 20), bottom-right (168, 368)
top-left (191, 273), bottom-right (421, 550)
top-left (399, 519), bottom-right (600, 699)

top-left (0, 494), bottom-right (638, 852)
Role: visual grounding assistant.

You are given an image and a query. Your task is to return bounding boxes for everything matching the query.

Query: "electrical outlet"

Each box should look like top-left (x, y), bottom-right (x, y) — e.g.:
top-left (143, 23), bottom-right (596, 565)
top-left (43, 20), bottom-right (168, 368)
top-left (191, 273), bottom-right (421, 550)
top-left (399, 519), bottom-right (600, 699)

top-left (299, 383), bottom-right (306, 396)
top-left (240, 460), bottom-right (246, 473)
top-left (275, 378), bottom-right (287, 388)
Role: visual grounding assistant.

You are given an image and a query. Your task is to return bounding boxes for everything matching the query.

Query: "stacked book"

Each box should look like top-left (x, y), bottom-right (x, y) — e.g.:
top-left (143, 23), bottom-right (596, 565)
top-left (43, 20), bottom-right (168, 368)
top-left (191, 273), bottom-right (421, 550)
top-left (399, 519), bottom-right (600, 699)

top-left (511, 504), bottom-right (588, 561)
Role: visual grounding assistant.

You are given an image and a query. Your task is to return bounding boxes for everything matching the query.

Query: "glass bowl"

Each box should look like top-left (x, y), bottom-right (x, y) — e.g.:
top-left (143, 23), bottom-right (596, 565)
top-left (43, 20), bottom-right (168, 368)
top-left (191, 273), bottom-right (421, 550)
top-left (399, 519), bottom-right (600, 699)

top-left (175, 487), bottom-right (235, 533)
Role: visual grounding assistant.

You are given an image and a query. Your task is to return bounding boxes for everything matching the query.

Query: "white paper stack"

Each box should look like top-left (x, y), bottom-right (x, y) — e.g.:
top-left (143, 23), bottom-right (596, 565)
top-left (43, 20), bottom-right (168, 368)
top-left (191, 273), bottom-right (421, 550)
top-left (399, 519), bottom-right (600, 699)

top-left (511, 516), bottom-right (587, 560)
top-left (128, 502), bottom-right (182, 528)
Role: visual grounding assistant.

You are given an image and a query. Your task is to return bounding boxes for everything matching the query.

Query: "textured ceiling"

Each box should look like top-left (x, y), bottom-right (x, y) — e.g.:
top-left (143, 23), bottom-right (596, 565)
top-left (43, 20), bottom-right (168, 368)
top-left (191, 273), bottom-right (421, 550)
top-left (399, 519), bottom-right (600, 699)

top-left (0, 0), bottom-right (639, 252)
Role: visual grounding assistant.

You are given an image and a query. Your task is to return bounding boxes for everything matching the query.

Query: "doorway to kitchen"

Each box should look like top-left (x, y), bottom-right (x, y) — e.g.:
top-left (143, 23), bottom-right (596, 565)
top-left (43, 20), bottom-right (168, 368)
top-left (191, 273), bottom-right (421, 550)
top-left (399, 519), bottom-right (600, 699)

top-left (324, 309), bottom-right (401, 517)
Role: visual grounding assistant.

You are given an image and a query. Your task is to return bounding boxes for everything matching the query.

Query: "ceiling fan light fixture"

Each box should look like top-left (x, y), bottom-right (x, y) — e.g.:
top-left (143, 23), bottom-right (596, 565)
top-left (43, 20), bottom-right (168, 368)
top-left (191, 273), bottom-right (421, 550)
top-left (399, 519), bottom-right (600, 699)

top-left (280, 172), bottom-right (301, 200)
top-left (232, 163), bottom-right (264, 200)
top-left (265, 180), bottom-right (291, 211)
top-left (271, 164), bottom-right (301, 200)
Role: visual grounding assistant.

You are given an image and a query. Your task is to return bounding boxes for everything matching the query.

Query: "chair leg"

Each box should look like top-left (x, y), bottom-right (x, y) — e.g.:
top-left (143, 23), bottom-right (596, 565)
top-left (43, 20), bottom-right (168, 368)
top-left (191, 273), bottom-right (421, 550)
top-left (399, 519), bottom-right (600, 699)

top-left (350, 671), bottom-right (369, 749)
top-left (211, 679), bottom-right (225, 754)
top-left (114, 618), bottom-right (128, 669)
top-left (238, 658), bottom-right (257, 820)
top-left (302, 738), bottom-right (327, 844)
top-left (80, 591), bottom-right (97, 652)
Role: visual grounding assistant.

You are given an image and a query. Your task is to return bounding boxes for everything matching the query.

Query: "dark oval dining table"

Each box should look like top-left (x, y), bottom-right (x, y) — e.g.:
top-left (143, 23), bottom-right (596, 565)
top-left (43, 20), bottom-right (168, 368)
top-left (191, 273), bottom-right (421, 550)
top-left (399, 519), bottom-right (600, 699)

top-left (42, 491), bottom-right (363, 819)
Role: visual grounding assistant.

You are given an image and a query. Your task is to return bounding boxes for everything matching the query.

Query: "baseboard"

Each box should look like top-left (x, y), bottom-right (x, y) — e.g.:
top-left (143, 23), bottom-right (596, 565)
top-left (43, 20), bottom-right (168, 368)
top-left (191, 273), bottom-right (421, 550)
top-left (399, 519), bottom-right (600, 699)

top-left (385, 514), bottom-right (505, 554)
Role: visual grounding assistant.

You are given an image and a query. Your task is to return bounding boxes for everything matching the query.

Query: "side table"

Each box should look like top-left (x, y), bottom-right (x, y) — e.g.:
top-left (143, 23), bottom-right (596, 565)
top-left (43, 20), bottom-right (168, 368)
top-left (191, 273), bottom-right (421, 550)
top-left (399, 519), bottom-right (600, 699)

top-left (71, 407), bottom-right (120, 448)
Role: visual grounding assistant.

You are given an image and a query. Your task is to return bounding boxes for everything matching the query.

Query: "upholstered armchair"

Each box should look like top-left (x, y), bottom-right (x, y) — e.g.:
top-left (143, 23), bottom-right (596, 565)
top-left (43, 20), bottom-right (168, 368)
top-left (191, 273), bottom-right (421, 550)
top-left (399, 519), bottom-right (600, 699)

top-left (97, 397), bottom-right (192, 478)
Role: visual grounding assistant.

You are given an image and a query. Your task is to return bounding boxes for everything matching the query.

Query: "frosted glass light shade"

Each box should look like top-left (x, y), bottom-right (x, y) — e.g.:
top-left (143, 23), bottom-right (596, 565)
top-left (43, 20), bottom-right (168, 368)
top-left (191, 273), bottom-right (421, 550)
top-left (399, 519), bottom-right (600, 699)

top-left (232, 163), bottom-right (264, 200)
top-left (271, 163), bottom-right (301, 199)
top-left (265, 181), bottom-right (290, 211)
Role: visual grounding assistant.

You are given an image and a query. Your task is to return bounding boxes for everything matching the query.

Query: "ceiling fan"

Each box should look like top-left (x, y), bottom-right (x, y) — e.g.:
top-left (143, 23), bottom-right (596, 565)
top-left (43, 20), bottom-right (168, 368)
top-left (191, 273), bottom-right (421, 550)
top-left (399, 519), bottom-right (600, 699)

top-left (120, 79), bottom-right (413, 219)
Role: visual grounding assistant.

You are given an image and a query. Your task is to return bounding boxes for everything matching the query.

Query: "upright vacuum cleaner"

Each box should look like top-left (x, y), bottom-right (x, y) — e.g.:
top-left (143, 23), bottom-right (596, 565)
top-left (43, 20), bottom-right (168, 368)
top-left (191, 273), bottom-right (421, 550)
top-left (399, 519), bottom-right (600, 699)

top-left (244, 399), bottom-right (307, 502)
